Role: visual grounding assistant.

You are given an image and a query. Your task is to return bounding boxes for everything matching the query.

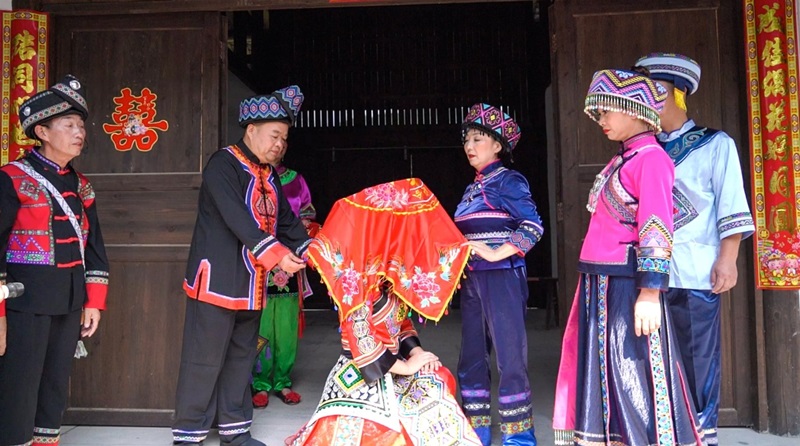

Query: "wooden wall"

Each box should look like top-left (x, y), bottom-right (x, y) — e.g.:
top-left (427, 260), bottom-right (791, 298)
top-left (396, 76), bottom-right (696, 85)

top-left (51, 12), bottom-right (225, 425)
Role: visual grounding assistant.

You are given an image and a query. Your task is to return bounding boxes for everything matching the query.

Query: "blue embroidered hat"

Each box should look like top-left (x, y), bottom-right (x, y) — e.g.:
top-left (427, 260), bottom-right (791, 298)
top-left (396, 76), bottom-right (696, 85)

top-left (634, 53), bottom-right (701, 95)
top-left (239, 85), bottom-right (304, 128)
top-left (20, 74), bottom-right (89, 139)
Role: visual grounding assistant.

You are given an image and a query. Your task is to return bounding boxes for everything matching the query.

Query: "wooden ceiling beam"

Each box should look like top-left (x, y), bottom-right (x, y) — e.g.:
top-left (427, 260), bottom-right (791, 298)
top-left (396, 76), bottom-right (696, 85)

top-left (25, 0), bottom-right (526, 15)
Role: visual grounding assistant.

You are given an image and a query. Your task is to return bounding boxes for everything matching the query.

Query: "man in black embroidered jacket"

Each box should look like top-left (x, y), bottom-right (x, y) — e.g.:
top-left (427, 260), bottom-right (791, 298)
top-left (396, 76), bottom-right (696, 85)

top-left (0, 75), bottom-right (109, 446)
top-left (172, 85), bottom-right (311, 446)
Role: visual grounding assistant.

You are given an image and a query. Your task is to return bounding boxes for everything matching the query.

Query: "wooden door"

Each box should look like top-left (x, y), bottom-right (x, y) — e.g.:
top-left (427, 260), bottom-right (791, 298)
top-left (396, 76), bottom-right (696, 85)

top-left (550, 0), bottom-right (755, 427)
top-left (52, 12), bottom-right (225, 426)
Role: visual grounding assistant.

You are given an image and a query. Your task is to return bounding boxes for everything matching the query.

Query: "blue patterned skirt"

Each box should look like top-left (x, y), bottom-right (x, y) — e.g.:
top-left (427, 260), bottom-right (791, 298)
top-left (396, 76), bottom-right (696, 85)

top-left (556, 273), bottom-right (706, 446)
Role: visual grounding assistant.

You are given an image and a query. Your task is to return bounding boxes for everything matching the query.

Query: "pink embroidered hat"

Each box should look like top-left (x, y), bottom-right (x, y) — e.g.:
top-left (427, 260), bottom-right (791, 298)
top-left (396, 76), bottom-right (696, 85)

top-left (584, 69), bottom-right (667, 132)
top-left (462, 103), bottom-right (522, 152)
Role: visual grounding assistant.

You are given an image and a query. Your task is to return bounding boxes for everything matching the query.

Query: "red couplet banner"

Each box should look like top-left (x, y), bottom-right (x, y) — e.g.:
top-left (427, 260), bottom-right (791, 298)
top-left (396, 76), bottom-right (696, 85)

top-left (1, 10), bottom-right (48, 166)
top-left (745, 0), bottom-right (800, 288)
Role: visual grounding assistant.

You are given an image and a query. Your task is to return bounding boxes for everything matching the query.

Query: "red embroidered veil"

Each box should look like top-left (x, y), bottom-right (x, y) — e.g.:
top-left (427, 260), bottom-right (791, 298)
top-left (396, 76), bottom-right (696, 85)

top-left (307, 178), bottom-right (470, 322)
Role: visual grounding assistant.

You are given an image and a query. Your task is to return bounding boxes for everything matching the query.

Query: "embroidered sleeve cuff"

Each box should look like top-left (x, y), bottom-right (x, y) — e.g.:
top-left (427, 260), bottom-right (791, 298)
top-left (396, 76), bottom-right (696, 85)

top-left (84, 270), bottom-right (109, 309)
top-left (299, 204), bottom-right (317, 220)
top-left (717, 213), bottom-right (756, 240)
top-left (399, 335), bottom-right (422, 359)
top-left (85, 283), bottom-right (108, 310)
top-left (358, 348), bottom-right (397, 384)
top-left (85, 283), bottom-right (108, 309)
top-left (637, 246), bottom-right (671, 291)
top-left (254, 236), bottom-right (291, 271)
top-left (636, 270), bottom-right (670, 291)
top-left (295, 238), bottom-right (313, 259)
top-left (509, 221), bottom-right (543, 255)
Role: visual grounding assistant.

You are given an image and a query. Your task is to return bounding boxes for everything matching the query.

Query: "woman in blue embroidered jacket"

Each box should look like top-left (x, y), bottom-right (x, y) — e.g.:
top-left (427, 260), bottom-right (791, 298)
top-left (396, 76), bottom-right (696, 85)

top-left (455, 103), bottom-right (543, 446)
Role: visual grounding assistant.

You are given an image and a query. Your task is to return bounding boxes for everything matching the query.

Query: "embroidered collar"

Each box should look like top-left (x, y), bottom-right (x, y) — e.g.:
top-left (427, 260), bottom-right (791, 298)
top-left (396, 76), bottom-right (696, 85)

top-left (620, 131), bottom-right (655, 155)
top-left (30, 148), bottom-right (72, 175)
top-left (475, 160), bottom-right (504, 181)
top-left (657, 119), bottom-right (695, 143)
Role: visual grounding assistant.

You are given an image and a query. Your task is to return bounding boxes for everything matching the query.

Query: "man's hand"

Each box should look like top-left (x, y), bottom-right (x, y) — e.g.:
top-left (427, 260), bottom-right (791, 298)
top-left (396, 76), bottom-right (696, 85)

top-left (711, 257), bottom-right (738, 294)
top-left (634, 289), bottom-right (662, 337)
top-left (278, 252), bottom-right (306, 273)
top-left (0, 316), bottom-right (6, 356)
top-left (81, 308), bottom-right (101, 338)
top-left (711, 233), bottom-right (742, 294)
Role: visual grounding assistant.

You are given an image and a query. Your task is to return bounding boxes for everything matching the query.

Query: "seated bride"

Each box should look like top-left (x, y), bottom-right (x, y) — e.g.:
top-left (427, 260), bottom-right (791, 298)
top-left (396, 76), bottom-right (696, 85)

top-left (286, 178), bottom-right (481, 446)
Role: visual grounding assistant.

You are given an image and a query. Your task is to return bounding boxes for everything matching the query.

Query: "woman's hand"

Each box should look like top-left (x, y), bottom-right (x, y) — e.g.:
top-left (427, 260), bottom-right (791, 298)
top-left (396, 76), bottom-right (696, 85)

top-left (463, 241), bottom-right (518, 263)
top-left (405, 351), bottom-right (439, 374)
top-left (391, 351), bottom-right (439, 376)
top-left (634, 289), bottom-right (662, 337)
top-left (420, 359), bottom-right (442, 373)
top-left (407, 347), bottom-right (442, 373)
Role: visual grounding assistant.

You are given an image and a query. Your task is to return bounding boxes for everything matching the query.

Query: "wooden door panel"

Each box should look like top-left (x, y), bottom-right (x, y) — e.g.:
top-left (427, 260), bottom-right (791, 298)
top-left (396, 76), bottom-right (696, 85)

top-left (551, 0), bottom-right (753, 427)
top-left (56, 13), bottom-right (221, 174)
top-left (53, 12), bottom-right (224, 426)
top-left (90, 175), bottom-right (201, 245)
top-left (574, 9), bottom-right (723, 165)
top-left (67, 247), bottom-right (188, 426)
top-left (63, 27), bottom-right (206, 172)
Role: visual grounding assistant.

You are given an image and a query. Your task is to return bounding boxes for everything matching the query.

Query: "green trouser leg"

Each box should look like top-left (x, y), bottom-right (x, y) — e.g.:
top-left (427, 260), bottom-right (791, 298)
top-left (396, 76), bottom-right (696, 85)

top-left (252, 294), bottom-right (299, 392)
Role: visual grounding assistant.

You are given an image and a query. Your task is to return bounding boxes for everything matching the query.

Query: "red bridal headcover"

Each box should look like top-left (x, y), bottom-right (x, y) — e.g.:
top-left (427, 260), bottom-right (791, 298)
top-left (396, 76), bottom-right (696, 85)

top-left (307, 178), bottom-right (469, 322)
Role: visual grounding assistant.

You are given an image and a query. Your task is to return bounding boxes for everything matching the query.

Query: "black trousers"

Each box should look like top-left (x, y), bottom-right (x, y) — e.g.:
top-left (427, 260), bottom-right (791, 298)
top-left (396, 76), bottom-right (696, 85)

top-left (0, 309), bottom-right (82, 446)
top-left (172, 298), bottom-right (261, 445)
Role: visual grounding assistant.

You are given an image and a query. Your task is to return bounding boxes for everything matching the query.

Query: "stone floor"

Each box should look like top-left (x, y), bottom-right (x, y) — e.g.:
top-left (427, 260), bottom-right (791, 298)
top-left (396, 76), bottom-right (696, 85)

top-left (61, 309), bottom-right (798, 445)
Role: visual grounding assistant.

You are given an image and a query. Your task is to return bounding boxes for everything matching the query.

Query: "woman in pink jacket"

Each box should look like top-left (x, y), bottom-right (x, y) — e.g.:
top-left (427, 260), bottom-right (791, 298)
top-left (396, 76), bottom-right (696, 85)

top-left (552, 69), bottom-right (706, 446)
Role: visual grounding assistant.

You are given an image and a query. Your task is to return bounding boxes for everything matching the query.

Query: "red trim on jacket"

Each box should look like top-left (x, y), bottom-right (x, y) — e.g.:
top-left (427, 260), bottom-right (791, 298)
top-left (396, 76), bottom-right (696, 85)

top-left (184, 260), bottom-right (261, 310)
top-left (85, 282), bottom-right (108, 310)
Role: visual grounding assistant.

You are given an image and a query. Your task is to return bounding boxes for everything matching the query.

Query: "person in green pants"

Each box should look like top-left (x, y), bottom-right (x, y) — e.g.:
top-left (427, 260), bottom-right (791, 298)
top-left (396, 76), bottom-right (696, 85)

top-left (252, 142), bottom-right (317, 407)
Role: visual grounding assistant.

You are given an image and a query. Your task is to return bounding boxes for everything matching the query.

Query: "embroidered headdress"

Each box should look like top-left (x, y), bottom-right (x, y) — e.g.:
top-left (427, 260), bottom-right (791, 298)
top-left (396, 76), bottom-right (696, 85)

top-left (584, 69), bottom-right (667, 132)
top-left (634, 53), bottom-right (701, 95)
top-left (20, 74), bottom-right (89, 140)
top-left (239, 85), bottom-right (304, 127)
top-left (462, 103), bottom-right (522, 152)
top-left (307, 178), bottom-right (470, 322)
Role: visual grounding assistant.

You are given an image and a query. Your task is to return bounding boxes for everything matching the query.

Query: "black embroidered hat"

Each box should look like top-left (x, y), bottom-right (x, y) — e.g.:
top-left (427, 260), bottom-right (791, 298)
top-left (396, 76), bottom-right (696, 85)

top-left (20, 74), bottom-right (89, 139)
top-left (239, 85), bottom-right (304, 128)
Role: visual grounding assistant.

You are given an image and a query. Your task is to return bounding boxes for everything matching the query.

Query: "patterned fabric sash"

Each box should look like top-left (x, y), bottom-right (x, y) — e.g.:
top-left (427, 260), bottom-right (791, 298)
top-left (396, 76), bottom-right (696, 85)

top-left (11, 160), bottom-right (85, 265)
